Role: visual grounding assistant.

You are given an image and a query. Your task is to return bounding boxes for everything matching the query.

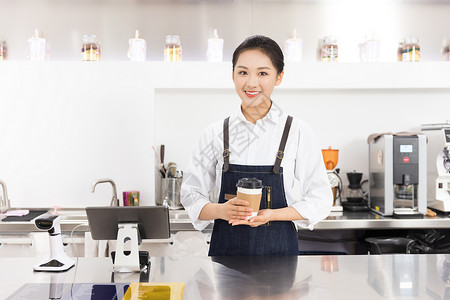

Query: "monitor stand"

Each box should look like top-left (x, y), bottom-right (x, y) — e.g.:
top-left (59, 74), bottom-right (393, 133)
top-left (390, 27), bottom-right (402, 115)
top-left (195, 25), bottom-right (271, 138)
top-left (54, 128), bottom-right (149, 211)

top-left (114, 223), bottom-right (141, 273)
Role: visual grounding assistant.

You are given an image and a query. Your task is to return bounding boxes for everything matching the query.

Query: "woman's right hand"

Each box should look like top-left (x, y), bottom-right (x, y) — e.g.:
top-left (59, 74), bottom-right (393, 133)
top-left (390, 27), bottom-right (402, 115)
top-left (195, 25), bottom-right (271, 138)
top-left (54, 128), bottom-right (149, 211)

top-left (220, 197), bottom-right (252, 221)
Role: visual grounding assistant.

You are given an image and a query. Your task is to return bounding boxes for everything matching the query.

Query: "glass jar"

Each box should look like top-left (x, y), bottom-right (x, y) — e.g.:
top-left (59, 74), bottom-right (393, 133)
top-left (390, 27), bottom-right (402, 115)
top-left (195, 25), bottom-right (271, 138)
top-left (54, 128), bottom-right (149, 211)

top-left (2, 41), bottom-right (7, 60)
top-left (402, 36), bottom-right (420, 62)
top-left (316, 38), bottom-right (324, 62)
top-left (0, 39), bottom-right (4, 61)
top-left (164, 35), bottom-right (182, 62)
top-left (442, 38), bottom-right (450, 61)
top-left (321, 35), bottom-right (338, 62)
top-left (82, 35), bottom-right (100, 62)
top-left (397, 39), bottom-right (404, 62)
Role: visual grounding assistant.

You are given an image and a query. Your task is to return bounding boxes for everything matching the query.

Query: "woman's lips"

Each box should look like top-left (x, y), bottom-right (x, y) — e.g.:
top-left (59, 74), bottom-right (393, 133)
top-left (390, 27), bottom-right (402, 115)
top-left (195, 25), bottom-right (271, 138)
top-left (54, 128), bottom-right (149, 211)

top-left (245, 91), bottom-right (261, 97)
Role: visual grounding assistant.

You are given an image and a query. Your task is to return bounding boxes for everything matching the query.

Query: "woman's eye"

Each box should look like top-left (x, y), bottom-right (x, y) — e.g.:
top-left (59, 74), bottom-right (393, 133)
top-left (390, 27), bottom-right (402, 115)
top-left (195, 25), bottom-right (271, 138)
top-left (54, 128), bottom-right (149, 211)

top-left (259, 72), bottom-right (268, 76)
top-left (238, 71), bottom-right (247, 75)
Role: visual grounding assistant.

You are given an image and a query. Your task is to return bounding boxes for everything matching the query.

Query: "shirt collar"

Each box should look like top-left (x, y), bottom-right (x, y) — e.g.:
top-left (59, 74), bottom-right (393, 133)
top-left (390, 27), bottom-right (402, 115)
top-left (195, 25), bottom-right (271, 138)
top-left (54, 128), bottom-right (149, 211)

top-left (234, 101), bottom-right (284, 125)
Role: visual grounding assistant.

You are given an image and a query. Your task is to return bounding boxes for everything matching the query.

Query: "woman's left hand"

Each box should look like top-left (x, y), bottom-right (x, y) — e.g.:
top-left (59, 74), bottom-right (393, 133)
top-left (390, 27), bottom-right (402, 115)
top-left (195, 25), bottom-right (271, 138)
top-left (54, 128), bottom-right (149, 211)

top-left (229, 209), bottom-right (272, 227)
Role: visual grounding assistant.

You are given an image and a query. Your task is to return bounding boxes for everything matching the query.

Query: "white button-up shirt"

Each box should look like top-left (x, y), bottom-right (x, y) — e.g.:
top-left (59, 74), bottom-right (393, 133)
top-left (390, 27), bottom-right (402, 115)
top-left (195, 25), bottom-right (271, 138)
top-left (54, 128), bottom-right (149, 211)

top-left (180, 101), bottom-right (333, 231)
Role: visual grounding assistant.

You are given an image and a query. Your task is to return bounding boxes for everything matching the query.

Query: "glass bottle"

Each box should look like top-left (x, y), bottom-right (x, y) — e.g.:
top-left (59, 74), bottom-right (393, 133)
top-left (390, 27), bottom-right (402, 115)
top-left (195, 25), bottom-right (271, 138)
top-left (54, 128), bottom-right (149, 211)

top-left (26, 29), bottom-right (47, 61)
top-left (284, 29), bottom-right (303, 62)
top-left (402, 36), bottom-right (420, 62)
top-left (206, 29), bottom-right (224, 62)
top-left (321, 35), bottom-right (338, 62)
top-left (164, 35), bottom-right (182, 62)
top-left (127, 30), bottom-right (146, 62)
top-left (82, 35), bottom-right (100, 62)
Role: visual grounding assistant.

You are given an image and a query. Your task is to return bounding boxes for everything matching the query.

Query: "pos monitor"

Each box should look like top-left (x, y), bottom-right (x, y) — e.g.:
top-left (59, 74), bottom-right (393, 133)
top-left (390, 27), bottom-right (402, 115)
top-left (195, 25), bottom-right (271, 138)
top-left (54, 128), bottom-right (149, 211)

top-left (85, 206), bottom-right (170, 273)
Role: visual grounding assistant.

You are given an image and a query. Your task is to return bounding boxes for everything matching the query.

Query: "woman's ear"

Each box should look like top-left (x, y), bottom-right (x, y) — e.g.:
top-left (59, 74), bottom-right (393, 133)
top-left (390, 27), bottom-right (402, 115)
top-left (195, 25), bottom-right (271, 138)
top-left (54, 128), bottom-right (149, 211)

top-left (275, 71), bottom-right (284, 86)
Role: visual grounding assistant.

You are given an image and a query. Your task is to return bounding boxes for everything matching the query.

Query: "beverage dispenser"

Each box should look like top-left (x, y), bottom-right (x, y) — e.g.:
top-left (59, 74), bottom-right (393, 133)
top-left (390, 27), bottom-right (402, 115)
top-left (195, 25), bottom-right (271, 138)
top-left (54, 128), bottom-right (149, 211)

top-left (368, 134), bottom-right (427, 218)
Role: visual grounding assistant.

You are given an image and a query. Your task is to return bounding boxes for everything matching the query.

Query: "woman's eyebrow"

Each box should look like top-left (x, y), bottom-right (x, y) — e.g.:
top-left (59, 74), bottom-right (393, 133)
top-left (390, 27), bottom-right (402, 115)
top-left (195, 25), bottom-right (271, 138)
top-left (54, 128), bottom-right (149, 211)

top-left (236, 66), bottom-right (272, 70)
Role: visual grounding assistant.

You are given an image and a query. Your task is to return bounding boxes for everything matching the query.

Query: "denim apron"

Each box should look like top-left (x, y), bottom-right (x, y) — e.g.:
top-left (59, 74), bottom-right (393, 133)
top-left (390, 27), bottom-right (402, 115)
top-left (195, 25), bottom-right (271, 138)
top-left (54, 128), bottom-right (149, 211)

top-left (208, 116), bottom-right (299, 256)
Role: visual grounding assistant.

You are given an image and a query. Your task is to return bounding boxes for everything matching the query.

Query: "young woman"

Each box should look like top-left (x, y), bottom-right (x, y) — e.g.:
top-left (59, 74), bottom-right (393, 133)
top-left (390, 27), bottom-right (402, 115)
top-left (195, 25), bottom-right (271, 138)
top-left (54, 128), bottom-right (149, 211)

top-left (181, 35), bottom-right (333, 256)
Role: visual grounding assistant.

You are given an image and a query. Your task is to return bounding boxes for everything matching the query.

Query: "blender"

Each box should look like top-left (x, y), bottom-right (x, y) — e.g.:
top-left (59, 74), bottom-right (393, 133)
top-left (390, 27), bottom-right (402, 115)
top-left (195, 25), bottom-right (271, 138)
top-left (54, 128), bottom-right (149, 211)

top-left (342, 171), bottom-right (369, 212)
top-left (322, 146), bottom-right (343, 211)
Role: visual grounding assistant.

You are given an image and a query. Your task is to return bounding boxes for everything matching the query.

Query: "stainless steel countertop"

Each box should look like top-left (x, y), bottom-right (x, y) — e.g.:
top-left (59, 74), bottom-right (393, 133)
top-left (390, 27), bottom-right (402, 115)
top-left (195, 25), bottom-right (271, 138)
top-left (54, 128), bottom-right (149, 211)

top-left (1, 208), bottom-right (450, 234)
top-left (3, 254), bottom-right (450, 299)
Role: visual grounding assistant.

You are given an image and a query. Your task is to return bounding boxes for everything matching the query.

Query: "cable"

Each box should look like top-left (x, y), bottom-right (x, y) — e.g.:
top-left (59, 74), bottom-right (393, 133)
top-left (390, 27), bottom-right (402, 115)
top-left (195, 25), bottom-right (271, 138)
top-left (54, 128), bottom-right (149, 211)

top-left (69, 222), bottom-right (88, 299)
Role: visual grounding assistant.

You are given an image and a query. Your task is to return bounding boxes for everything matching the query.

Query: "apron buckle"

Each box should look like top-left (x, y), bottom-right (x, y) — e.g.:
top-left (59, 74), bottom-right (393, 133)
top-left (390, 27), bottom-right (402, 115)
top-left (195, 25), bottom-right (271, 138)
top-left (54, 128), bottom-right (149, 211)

top-left (223, 149), bottom-right (230, 158)
top-left (276, 150), bottom-right (284, 159)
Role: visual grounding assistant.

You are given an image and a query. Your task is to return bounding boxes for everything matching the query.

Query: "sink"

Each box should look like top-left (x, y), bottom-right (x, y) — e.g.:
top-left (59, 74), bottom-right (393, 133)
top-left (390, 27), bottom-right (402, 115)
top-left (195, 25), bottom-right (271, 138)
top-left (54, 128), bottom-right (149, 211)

top-left (50, 208), bottom-right (87, 223)
top-left (57, 214), bottom-right (88, 221)
top-left (169, 210), bottom-right (190, 222)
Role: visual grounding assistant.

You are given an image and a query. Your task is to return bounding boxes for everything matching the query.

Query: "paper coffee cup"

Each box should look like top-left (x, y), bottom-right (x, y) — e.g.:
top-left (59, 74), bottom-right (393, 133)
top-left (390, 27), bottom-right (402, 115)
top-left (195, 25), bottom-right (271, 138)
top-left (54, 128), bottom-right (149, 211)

top-left (236, 178), bottom-right (263, 220)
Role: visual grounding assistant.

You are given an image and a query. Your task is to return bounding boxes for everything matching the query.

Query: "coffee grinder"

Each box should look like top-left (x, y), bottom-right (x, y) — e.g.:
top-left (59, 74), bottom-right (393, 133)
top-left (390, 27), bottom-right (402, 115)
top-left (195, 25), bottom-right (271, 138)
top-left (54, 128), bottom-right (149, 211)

top-left (421, 124), bottom-right (450, 211)
top-left (322, 146), bottom-right (343, 211)
top-left (342, 171), bottom-right (369, 212)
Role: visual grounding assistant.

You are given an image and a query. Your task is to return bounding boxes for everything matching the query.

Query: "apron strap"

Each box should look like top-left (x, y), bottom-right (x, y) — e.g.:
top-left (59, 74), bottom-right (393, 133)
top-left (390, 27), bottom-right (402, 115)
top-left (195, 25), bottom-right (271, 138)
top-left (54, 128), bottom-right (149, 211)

top-left (273, 115), bottom-right (293, 174)
top-left (223, 117), bottom-right (230, 172)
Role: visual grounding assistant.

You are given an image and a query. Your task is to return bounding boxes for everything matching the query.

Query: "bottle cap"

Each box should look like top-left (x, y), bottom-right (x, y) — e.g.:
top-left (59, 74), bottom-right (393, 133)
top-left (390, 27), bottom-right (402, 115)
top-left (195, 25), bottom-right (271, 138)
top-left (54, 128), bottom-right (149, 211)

top-left (405, 36), bottom-right (419, 44)
top-left (166, 35), bottom-right (181, 45)
top-left (131, 30), bottom-right (145, 42)
top-left (208, 29), bottom-right (223, 44)
top-left (324, 35), bottom-right (337, 44)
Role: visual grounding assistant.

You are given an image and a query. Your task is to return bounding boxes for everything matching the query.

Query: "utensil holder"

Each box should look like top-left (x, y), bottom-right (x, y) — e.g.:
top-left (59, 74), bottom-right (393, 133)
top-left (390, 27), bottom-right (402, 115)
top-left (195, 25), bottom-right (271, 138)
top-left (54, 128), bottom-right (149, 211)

top-left (161, 177), bottom-right (183, 210)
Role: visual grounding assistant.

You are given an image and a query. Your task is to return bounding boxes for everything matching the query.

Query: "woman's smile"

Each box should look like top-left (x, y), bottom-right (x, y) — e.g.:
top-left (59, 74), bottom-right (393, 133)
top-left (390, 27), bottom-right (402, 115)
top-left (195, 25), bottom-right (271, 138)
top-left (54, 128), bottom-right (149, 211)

top-left (244, 90), bottom-right (261, 97)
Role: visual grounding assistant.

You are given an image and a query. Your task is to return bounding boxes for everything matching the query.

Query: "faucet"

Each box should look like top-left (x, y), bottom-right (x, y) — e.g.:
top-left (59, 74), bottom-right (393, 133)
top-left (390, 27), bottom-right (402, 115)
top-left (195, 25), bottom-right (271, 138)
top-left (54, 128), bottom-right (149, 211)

top-left (91, 178), bottom-right (120, 206)
top-left (0, 179), bottom-right (10, 213)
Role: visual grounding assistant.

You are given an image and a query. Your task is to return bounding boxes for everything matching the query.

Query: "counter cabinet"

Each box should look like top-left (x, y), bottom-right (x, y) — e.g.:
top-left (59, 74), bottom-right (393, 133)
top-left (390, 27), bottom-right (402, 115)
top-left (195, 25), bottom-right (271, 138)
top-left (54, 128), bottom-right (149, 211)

top-left (2, 254), bottom-right (450, 300)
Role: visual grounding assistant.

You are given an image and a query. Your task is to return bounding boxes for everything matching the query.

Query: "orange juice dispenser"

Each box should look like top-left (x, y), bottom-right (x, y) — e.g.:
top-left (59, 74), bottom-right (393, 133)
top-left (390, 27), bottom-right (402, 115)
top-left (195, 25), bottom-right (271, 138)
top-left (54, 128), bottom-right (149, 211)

top-left (322, 146), bottom-right (343, 211)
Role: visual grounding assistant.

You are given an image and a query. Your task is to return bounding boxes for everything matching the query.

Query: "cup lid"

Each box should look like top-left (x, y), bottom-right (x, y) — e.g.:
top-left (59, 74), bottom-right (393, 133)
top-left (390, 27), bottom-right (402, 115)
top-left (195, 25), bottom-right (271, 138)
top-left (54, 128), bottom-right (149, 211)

top-left (236, 178), bottom-right (262, 189)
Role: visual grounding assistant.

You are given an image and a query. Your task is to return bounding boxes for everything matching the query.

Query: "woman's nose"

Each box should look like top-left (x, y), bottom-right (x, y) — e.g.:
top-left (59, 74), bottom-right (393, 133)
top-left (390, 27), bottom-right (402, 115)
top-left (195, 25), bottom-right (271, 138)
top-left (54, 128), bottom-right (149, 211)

top-left (246, 74), bottom-right (258, 88)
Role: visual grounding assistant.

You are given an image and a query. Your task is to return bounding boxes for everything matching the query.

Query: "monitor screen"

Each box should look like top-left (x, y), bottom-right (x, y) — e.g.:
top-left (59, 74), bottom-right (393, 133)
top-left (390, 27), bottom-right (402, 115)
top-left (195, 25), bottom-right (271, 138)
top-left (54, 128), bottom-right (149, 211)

top-left (85, 206), bottom-right (170, 240)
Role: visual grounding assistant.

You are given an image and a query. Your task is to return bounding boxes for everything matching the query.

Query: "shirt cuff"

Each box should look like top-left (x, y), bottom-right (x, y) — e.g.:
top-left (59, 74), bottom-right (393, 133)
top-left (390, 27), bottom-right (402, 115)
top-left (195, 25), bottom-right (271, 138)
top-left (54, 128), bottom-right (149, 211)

top-left (188, 198), bottom-right (213, 231)
top-left (291, 202), bottom-right (321, 231)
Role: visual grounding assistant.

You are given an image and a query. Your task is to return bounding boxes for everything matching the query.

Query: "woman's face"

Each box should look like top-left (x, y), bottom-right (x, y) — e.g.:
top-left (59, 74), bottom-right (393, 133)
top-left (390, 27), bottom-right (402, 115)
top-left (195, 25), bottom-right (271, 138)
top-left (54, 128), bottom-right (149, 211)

top-left (232, 49), bottom-right (284, 110)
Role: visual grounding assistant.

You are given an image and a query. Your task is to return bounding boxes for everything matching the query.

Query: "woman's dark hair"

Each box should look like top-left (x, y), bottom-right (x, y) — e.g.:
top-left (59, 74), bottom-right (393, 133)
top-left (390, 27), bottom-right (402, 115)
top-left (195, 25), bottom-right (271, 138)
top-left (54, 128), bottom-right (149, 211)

top-left (232, 35), bottom-right (284, 74)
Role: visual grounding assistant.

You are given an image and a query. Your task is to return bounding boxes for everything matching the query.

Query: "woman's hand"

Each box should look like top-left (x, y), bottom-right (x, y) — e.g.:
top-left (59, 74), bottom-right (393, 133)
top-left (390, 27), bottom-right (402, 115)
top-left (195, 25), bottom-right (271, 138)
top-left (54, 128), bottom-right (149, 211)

top-left (229, 209), bottom-right (273, 227)
top-left (219, 197), bottom-right (253, 221)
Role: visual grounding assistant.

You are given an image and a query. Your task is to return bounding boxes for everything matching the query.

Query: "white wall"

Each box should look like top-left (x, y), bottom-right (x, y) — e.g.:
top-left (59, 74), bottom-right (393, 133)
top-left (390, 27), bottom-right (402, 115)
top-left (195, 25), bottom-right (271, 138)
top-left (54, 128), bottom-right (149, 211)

top-left (0, 63), bottom-right (156, 208)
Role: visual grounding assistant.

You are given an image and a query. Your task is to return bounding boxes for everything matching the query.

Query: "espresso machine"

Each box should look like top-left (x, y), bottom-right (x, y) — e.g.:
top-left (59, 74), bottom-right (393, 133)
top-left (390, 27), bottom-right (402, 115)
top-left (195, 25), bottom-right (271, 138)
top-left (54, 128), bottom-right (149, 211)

top-left (421, 123), bottom-right (450, 211)
top-left (368, 134), bottom-right (427, 218)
